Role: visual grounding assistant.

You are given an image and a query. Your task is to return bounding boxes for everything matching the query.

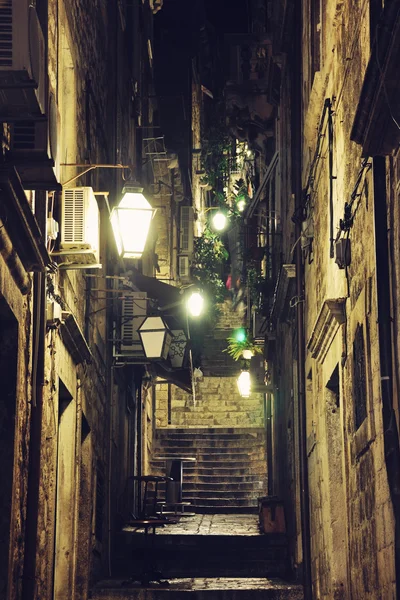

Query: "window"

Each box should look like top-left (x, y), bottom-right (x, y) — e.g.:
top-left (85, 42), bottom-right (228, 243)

top-left (353, 324), bottom-right (367, 429)
top-left (95, 461), bottom-right (105, 543)
top-left (311, 0), bottom-right (321, 79)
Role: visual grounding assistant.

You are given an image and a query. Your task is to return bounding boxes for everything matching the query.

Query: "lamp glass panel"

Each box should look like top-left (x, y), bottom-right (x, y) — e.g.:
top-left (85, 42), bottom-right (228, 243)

top-left (117, 207), bottom-right (153, 258)
top-left (140, 330), bottom-right (165, 358)
top-left (111, 190), bottom-right (155, 259)
top-left (110, 210), bottom-right (123, 255)
top-left (139, 316), bottom-right (171, 359)
top-left (237, 370), bottom-right (251, 397)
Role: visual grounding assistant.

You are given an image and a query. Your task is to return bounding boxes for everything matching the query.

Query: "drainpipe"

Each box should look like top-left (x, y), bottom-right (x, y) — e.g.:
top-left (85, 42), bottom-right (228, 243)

top-left (22, 269), bottom-right (45, 600)
top-left (136, 372), bottom-right (143, 517)
top-left (266, 391), bottom-right (273, 496)
top-left (292, 0), bottom-right (313, 596)
top-left (372, 156), bottom-right (400, 599)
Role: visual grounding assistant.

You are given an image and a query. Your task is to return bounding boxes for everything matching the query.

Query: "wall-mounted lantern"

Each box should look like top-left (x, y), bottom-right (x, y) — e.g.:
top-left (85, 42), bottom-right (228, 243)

top-left (138, 316), bottom-right (173, 360)
top-left (110, 184), bottom-right (155, 259)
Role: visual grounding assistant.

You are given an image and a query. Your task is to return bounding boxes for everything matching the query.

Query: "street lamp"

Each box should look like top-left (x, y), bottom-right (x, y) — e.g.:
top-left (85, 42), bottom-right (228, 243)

top-left (110, 183), bottom-right (155, 259)
top-left (138, 315), bottom-right (173, 360)
top-left (237, 370), bottom-right (251, 397)
top-left (211, 210), bottom-right (228, 232)
top-left (186, 290), bottom-right (204, 317)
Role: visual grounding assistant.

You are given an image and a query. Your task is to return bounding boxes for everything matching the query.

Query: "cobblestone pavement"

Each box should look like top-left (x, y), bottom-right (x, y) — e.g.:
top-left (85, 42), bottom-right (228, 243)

top-left (123, 514), bottom-right (261, 536)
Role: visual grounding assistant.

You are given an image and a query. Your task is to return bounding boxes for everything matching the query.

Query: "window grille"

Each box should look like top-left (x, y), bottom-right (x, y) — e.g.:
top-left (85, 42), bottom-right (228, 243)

top-left (353, 324), bottom-right (367, 429)
top-left (95, 461), bottom-right (105, 542)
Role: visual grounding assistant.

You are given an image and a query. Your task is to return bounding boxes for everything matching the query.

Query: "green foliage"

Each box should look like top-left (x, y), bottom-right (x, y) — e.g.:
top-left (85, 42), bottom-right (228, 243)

top-left (223, 333), bottom-right (264, 361)
top-left (200, 106), bottom-right (231, 190)
top-left (192, 228), bottom-right (229, 305)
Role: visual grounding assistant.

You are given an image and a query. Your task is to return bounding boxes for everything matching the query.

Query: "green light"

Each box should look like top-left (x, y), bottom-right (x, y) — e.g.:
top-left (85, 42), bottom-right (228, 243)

top-left (234, 328), bottom-right (247, 343)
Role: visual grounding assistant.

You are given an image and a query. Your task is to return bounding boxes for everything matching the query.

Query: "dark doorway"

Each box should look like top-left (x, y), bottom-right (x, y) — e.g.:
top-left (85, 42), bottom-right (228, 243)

top-left (0, 299), bottom-right (18, 599)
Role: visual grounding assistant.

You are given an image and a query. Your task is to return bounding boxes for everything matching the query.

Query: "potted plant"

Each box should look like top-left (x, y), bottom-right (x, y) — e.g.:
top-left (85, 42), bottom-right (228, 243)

top-left (223, 331), bottom-right (263, 361)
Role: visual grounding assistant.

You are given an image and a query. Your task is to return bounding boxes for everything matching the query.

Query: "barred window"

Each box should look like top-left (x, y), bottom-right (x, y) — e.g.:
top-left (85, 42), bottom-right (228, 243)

top-left (95, 461), bottom-right (105, 543)
top-left (311, 0), bottom-right (322, 78)
top-left (353, 324), bottom-right (367, 429)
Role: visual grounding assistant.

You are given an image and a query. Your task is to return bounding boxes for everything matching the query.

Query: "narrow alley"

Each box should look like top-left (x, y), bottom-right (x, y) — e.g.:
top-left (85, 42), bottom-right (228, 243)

top-left (1, 0), bottom-right (400, 599)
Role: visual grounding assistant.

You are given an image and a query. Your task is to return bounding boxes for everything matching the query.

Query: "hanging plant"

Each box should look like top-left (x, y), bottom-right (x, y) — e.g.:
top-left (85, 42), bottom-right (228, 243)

top-left (223, 334), bottom-right (263, 361)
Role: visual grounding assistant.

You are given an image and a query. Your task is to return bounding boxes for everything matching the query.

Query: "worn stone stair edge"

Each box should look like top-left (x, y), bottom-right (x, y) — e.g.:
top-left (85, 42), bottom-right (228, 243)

top-left (155, 428), bottom-right (267, 434)
top-left (91, 578), bottom-right (304, 599)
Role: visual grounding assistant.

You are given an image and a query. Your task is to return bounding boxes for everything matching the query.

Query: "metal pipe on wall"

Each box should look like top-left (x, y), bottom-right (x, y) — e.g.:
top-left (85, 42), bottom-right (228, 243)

top-left (22, 270), bottom-right (45, 600)
top-left (372, 156), bottom-right (400, 599)
top-left (22, 191), bottom-right (48, 600)
top-left (292, 0), bottom-right (313, 596)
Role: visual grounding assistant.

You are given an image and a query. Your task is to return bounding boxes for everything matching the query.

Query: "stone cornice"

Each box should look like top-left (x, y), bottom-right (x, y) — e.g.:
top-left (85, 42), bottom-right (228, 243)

top-left (307, 298), bottom-right (346, 363)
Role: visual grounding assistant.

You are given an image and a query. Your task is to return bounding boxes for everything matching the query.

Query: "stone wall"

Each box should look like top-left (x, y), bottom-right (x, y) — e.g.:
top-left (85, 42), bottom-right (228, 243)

top-left (0, 261), bottom-right (32, 600)
top-left (300, 0), bottom-right (395, 596)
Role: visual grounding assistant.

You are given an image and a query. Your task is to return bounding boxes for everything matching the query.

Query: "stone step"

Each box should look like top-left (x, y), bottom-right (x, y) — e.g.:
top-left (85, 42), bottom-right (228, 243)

top-left (183, 459), bottom-right (266, 468)
top-left (152, 478), bottom-right (266, 488)
top-left (171, 407), bottom-right (264, 415)
top-left (150, 464), bottom-right (267, 476)
top-left (154, 438), bottom-right (266, 449)
top-left (153, 450), bottom-right (266, 458)
top-left (147, 481), bottom-right (265, 493)
top-left (152, 452), bottom-right (264, 462)
top-left (157, 428), bottom-right (266, 433)
top-left (92, 578), bottom-right (304, 599)
top-left (184, 497), bottom-right (260, 507)
top-left (170, 413), bottom-right (263, 421)
top-left (153, 458), bottom-right (266, 466)
top-left (184, 474), bottom-right (266, 484)
top-left (192, 505), bottom-right (259, 514)
top-left (112, 532), bottom-right (290, 579)
top-left (155, 430), bottom-right (266, 439)
top-left (147, 490), bottom-right (262, 502)
top-left (151, 465), bottom-right (266, 477)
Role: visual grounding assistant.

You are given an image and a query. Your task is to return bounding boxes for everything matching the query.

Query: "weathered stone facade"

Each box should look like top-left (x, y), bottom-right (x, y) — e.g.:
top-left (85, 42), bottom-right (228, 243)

top-left (1, 1), bottom-right (163, 599)
top-left (266, 0), bottom-right (399, 597)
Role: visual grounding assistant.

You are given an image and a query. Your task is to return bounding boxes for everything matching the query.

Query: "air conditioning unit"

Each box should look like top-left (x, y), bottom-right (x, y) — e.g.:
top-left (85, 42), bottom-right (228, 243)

top-left (179, 206), bottom-right (193, 253)
top-left (120, 293), bottom-right (147, 356)
top-left (59, 187), bottom-right (100, 264)
top-left (7, 92), bottom-right (60, 190)
top-left (0, 0), bottom-right (46, 120)
top-left (178, 255), bottom-right (190, 280)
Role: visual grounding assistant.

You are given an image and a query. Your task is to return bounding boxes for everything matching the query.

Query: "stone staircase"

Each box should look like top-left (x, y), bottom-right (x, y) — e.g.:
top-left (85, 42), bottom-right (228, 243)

top-left (150, 428), bottom-right (268, 513)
